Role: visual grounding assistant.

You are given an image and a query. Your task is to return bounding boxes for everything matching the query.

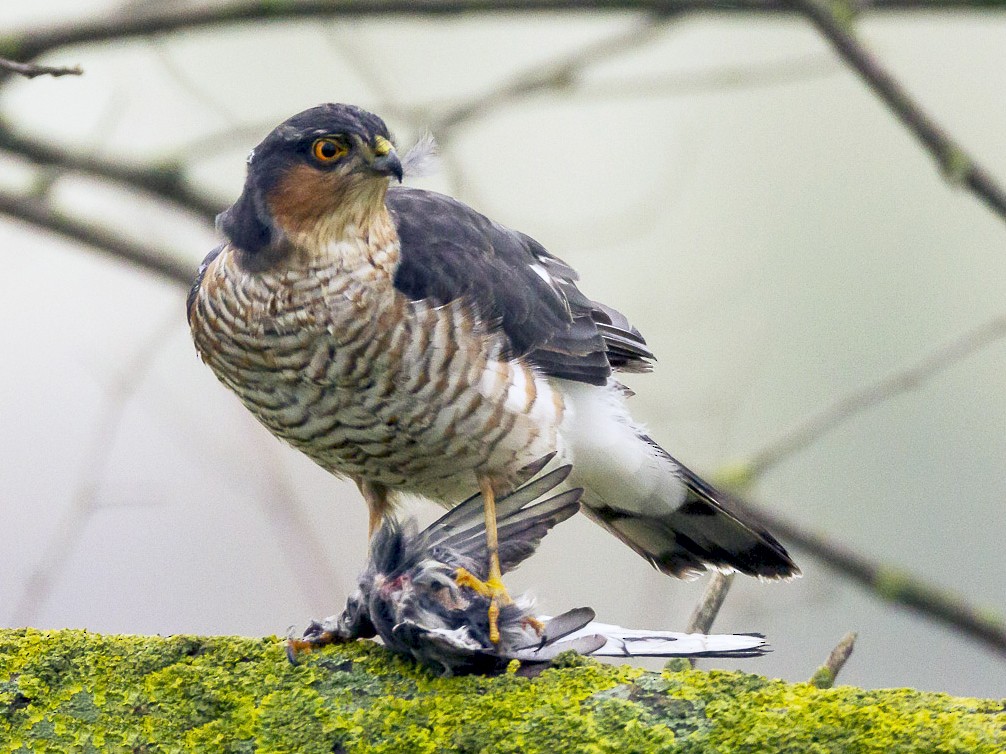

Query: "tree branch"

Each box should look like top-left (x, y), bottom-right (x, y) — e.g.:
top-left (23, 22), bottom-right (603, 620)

top-left (0, 57), bottom-right (81, 78)
top-left (744, 315), bottom-right (1006, 477)
top-left (791, 0), bottom-right (1006, 223)
top-left (809, 631), bottom-right (857, 688)
top-left (431, 16), bottom-right (675, 137)
top-left (0, 186), bottom-right (193, 286)
top-left (3, 629), bottom-right (1003, 752)
top-left (0, 122), bottom-right (221, 222)
top-left (732, 492), bottom-right (1006, 657)
top-left (679, 572), bottom-right (735, 669)
top-left (7, 1), bottom-right (1005, 66)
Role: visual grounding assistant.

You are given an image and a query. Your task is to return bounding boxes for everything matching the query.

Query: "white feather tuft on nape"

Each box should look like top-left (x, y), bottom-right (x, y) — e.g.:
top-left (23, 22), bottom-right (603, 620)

top-left (401, 132), bottom-right (441, 179)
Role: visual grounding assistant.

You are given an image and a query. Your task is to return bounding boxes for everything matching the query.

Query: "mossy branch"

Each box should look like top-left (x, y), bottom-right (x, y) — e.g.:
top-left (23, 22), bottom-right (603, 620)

top-left (1, 628), bottom-right (1003, 753)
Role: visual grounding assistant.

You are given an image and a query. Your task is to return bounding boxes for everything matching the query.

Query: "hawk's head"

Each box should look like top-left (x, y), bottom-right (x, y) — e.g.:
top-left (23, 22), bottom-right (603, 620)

top-left (218, 103), bottom-right (403, 258)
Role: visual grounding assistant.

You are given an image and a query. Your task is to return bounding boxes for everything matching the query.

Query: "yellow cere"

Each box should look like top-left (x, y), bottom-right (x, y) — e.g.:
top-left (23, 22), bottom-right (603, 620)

top-left (373, 135), bottom-right (393, 156)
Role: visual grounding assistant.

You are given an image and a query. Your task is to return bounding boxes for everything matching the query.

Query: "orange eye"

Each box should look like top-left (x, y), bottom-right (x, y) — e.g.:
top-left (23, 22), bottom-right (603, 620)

top-left (311, 137), bottom-right (348, 163)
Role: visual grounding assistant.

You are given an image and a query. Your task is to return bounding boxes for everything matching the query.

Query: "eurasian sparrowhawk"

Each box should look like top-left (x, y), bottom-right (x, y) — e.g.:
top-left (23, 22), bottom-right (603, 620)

top-left (188, 103), bottom-right (798, 641)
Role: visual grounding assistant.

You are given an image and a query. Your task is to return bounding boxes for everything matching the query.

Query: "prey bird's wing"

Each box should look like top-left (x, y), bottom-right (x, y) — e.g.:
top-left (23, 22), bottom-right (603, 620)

top-left (387, 187), bottom-right (653, 386)
top-left (535, 616), bottom-right (770, 658)
top-left (415, 462), bottom-right (582, 579)
top-left (412, 454), bottom-right (558, 554)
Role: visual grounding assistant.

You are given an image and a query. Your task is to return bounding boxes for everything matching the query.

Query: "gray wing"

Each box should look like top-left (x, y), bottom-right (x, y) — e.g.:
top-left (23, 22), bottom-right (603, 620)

top-left (387, 187), bottom-right (653, 386)
top-left (417, 461), bottom-right (582, 580)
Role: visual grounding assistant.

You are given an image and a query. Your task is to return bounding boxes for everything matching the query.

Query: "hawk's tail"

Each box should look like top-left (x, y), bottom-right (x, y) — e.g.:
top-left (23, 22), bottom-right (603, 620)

top-left (559, 382), bottom-right (799, 580)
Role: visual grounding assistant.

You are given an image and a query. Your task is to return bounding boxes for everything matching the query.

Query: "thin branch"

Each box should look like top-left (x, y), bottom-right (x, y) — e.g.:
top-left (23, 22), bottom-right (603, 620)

top-left (792, 0), bottom-right (1006, 223)
top-left (0, 57), bottom-right (81, 78)
top-left (160, 121), bottom-right (279, 164)
top-left (431, 16), bottom-right (674, 138)
top-left (686, 572), bottom-right (735, 635)
top-left (0, 122), bottom-right (221, 222)
top-left (148, 39), bottom-right (241, 126)
top-left (323, 28), bottom-right (426, 130)
top-left (569, 52), bottom-right (840, 100)
top-left (8, 1), bottom-right (1005, 69)
top-left (7, 314), bottom-right (177, 626)
top-left (809, 631), bottom-right (857, 688)
top-left (732, 492), bottom-right (1006, 657)
top-left (254, 436), bottom-right (351, 612)
top-left (0, 186), bottom-right (194, 286)
top-left (682, 571), bottom-right (735, 668)
top-left (745, 315), bottom-right (1006, 477)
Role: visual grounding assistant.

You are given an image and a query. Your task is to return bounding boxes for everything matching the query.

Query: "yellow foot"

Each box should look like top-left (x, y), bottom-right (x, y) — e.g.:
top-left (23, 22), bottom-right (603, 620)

top-left (285, 628), bottom-right (339, 665)
top-left (455, 567), bottom-right (513, 644)
top-left (285, 636), bottom-right (317, 664)
top-left (520, 615), bottom-right (546, 636)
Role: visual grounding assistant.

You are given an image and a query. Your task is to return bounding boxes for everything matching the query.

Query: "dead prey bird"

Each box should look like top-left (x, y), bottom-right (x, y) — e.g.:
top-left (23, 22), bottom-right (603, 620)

top-left (289, 457), bottom-right (769, 675)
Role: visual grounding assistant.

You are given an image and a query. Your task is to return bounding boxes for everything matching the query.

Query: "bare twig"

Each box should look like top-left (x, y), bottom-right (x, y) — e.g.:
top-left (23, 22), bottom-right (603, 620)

top-left (745, 315), bottom-right (1006, 477)
top-left (686, 572), bottom-right (735, 635)
top-left (9, 0), bottom-right (1006, 60)
top-left (731, 493), bottom-right (1006, 657)
top-left (148, 40), bottom-right (240, 126)
top-left (0, 123), bottom-right (221, 222)
top-left (0, 186), bottom-right (194, 285)
top-left (7, 314), bottom-right (177, 625)
top-left (431, 16), bottom-right (674, 138)
top-left (677, 572), bottom-right (735, 668)
top-left (6, 1), bottom-right (1002, 87)
top-left (792, 0), bottom-right (1006, 223)
top-left (569, 53), bottom-right (840, 100)
top-left (252, 437), bottom-right (350, 612)
top-left (0, 57), bottom-right (81, 78)
top-left (809, 631), bottom-right (857, 688)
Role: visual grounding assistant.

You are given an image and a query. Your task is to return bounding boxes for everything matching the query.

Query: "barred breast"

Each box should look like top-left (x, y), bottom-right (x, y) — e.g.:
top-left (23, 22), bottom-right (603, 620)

top-left (189, 239), bottom-right (565, 505)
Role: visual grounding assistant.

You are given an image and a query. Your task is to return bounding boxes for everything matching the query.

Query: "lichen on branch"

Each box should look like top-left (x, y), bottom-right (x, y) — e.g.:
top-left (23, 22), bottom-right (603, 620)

top-left (0, 628), bottom-right (1003, 753)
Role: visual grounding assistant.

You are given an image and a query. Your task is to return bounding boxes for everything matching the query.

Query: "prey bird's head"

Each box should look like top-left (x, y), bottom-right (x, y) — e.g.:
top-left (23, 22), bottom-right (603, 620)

top-left (218, 103), bottom-right (402, 257)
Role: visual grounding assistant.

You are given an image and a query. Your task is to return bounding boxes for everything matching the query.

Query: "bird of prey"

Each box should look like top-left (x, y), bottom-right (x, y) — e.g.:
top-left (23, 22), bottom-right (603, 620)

top-left (188, 103), bottom-right (798, 643)
top-left (290, 456), bottom-right (769, 675)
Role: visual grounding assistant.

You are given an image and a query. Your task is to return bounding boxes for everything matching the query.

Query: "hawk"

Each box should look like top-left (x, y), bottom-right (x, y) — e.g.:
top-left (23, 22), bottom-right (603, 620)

top-left (188, 104), bottom-right (798, 642)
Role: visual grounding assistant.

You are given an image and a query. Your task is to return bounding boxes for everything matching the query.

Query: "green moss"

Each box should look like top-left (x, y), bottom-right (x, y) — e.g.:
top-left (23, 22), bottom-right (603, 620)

top-left (809, 665), bottom-right (836, 690)
top-left (1, 629), bottom-right (1003, 753)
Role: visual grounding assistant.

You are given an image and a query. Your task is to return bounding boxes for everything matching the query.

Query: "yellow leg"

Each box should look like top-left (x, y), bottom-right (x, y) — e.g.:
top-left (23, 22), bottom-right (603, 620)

top-left (521, 615), bottom-right (546, 635)
top-left (357, 479), bottom-right (390, 540)
top-left (480, 476), bottom-right (503, 587)
top-left (368, 506), bottom-right (383, 540)
top-left (453, 475), bottom-right (512, 644)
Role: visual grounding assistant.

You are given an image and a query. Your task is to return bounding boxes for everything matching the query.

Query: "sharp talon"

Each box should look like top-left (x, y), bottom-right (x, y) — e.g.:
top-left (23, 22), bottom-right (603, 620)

top-left (286, 624), bottom-right (344, 664)
top-left (488, 599), bottom-right (501, 644)
top-left (521, 615), bottom-right (546, 636)
top-left (453, 566), bottom-right (486, 595)
top-left (454, 567), bottom-right (513, 645)
top-left (286, 637), bottom-right (314, 664)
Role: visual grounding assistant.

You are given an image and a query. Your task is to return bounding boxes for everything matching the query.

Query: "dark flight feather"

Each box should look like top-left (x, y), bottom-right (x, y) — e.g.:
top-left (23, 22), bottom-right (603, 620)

top-left (387, 187), bottom-right (653, 386)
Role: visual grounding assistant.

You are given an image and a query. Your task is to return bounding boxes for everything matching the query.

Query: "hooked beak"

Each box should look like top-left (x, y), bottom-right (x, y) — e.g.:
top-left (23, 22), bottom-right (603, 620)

top-left (369, 135), bottom-right (403, 182)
